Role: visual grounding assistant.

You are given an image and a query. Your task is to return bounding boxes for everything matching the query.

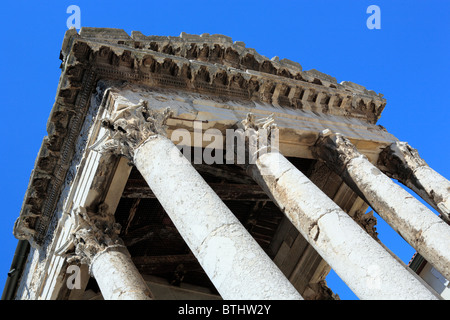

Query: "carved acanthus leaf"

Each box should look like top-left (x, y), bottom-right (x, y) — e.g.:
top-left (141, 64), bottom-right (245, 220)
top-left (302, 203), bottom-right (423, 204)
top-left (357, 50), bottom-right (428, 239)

top-left (236, 113), bottom-right (279, 161)
top-left (378, 141), bottom-right (428, 181)
top-left (312, 130), bottom-right (364, 173)
top-left (240, 113), bottom-right (276, 132)
top-left (91, 100), bottom-right (173, 161)
top-left (56, 206), bottom-right (122, 265)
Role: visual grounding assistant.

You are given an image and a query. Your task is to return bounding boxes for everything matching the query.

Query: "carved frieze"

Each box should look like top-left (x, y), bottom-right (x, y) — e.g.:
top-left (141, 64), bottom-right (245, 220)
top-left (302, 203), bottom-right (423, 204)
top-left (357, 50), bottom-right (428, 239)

top-left (13, 28), bottom-right (388, 245)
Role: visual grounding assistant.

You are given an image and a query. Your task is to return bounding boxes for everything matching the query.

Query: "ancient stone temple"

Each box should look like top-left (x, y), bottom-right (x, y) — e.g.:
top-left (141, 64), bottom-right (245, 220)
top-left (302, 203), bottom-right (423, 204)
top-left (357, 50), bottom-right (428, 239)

top-left (3, 27), bottom-right (449, 300)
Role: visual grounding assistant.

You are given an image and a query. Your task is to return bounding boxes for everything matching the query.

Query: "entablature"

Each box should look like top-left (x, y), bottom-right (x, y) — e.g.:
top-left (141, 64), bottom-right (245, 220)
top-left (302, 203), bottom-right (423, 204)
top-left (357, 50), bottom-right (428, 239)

top-left (14, 27), bottom-right (391, 249)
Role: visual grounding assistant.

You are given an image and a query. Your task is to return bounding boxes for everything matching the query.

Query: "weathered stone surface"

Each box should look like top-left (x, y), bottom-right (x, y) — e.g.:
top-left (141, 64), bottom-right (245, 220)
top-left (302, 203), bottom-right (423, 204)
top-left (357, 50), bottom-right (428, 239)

top-left (240, 116), bottom-right (437, 300)
top-left (313, 131), bottom-right (450, 281)
top-left (71, 28), bottom-right (387, 123)
top-left (378, 141), bottom-right (450, 222)
top-left (90, 245), bottom-right (153, 300)
top-left (305, 69), bottom-right (337, 84)
top-left (93, 99), bottom-right (173, 160)
top-left (15, 28), bottom-right (387, 245)
top-left (133, 134), bottom-right (302, 300)
top-left (12, 28), bottom-right (408, 302)
top-left (108, 83), bottom-right (395, 161)
top-left (56, 206), bottom-right (153, 300)
top-left (56, 206), bottom-right (122, 265)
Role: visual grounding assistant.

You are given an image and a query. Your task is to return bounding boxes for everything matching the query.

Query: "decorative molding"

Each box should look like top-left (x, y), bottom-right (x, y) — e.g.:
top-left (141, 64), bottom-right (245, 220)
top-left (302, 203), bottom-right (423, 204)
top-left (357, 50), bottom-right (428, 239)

top-left (13, 28), bottom-right (388, 246)
top-left (14, 69), bottom-right (99, 245)
top-left (89, 47), bottom-right (386, 123)
top-left (82, 28), bottom-right (383, 100)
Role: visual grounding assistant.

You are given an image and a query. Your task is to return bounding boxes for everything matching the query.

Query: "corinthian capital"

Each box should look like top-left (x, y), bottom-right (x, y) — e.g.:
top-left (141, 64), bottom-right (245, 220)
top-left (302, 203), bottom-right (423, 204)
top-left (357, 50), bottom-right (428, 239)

top-left (239, 113), bottom-right (276, 132)
top-left (56, 206), bottom-right (123, 266)
top-left (378, 141), bottom-right (428, 181)
top-left (312, 129), bottom-right (364, 174)
top-left (235, 113), bottom-right (279, 164)
top-left (92, 100), bottom-right (173, 160)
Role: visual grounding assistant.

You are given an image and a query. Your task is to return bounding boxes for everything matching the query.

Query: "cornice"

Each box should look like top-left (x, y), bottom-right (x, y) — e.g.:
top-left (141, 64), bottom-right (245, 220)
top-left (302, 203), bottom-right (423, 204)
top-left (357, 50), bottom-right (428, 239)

top-left (14, 27), bottom-right (388, 246)
top-left (64, 28), bottom-right (386, 124)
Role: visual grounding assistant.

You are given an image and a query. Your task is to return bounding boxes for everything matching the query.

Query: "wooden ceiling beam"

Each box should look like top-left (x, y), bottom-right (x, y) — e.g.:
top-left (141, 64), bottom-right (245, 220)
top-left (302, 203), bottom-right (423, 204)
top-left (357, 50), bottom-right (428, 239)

top-left (132, 254), bottom-right (202, 274)
top-left (122, 182), bottom-right (271, 202)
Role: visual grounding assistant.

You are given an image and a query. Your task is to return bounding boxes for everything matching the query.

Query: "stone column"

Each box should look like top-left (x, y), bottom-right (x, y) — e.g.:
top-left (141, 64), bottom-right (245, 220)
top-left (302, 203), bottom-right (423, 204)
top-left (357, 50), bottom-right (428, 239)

top-left (237, 115), bottom-right (437, 300)
top-left (59, 207), bottom-right (153, 300)
top-left (313, 130), bottom-right (450, 281)
top-left (378, 141), bottom-right (450, 223)
top-left (89, 245), bottom-right (151, 300)
top-left (97, 100), bottom-right (302, 300)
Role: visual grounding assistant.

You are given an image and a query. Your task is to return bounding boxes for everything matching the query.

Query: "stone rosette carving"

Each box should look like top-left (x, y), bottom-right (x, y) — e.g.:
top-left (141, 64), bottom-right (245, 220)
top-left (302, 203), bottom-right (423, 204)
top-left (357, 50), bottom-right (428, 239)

top-left (92, 99), bottom-right (173, 161)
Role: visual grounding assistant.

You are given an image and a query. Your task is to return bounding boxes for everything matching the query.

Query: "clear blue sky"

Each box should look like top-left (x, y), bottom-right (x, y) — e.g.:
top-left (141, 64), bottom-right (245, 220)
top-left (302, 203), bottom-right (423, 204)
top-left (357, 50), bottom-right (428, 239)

top-left (0, 1), bottom-right (448, 300)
